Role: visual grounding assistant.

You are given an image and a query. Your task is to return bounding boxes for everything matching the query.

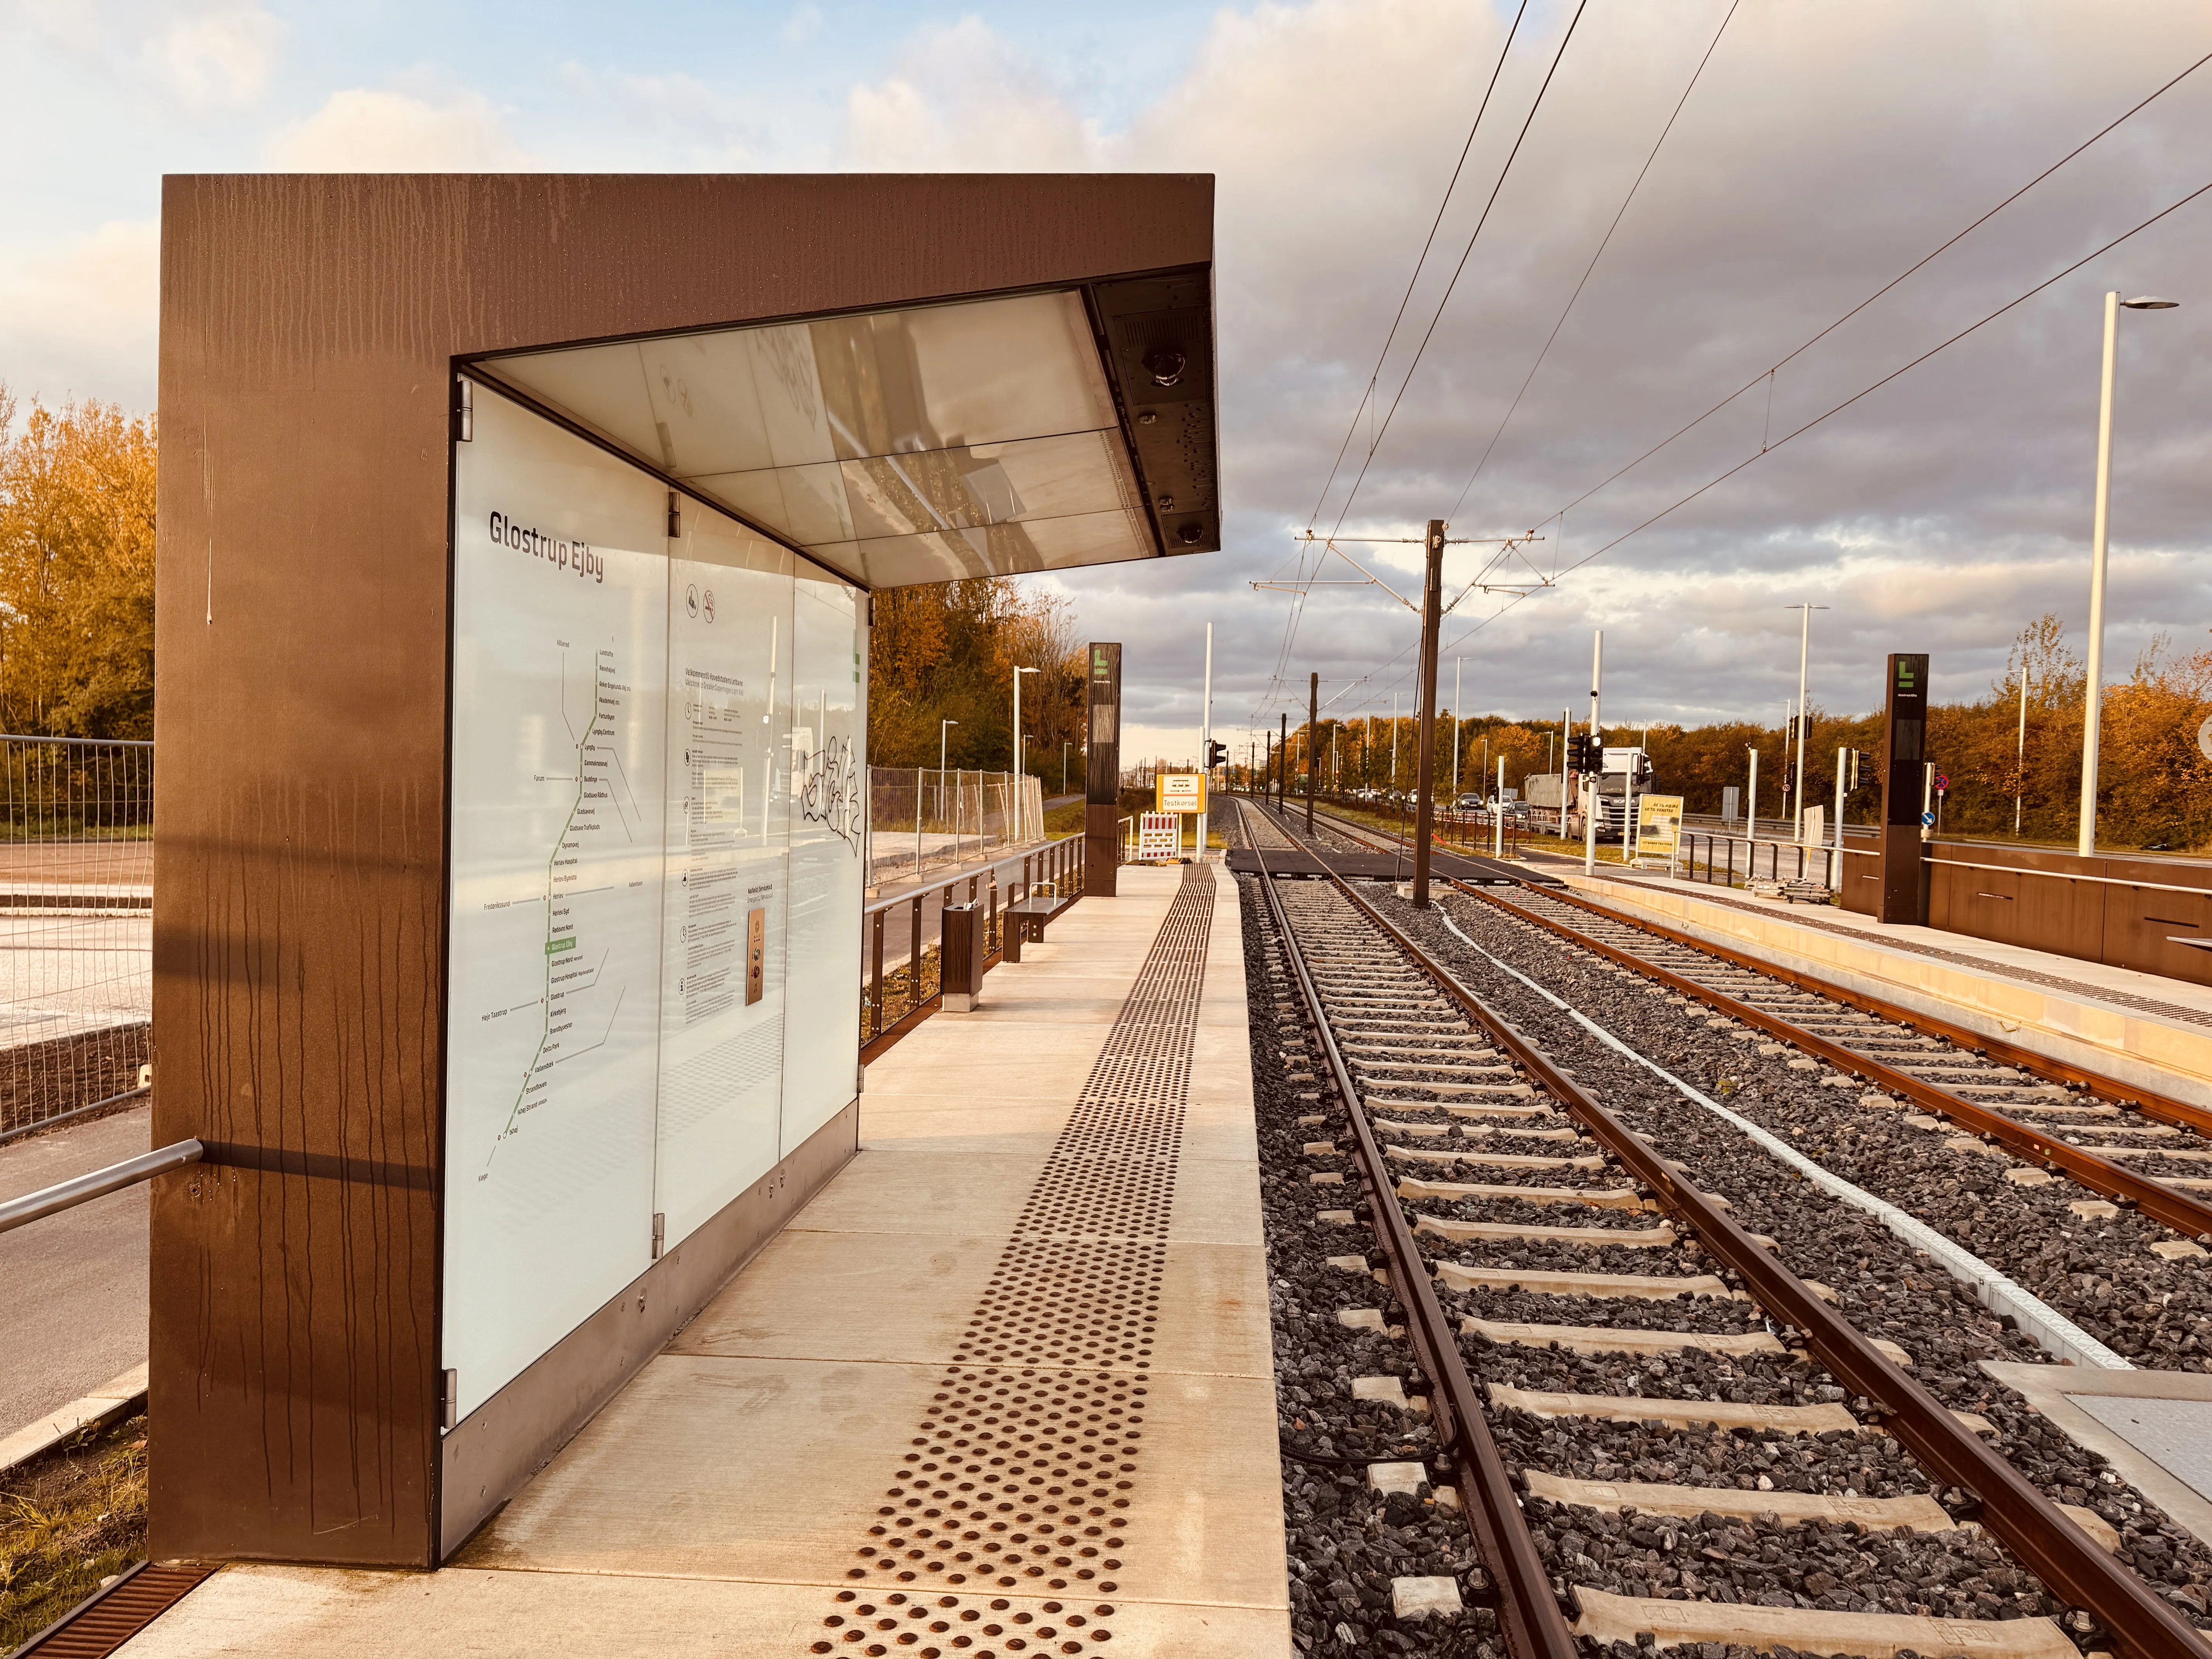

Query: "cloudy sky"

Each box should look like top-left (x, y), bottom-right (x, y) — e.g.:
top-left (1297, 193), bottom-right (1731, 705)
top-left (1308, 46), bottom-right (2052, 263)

top-left (6, 0), bottom-right (2212, 767)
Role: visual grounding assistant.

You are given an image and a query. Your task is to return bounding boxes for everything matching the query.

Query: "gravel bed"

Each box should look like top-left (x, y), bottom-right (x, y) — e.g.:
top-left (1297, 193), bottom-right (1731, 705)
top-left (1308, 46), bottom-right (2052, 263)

top-left (1232, 827), bottom-right (1498, 1654)
top-left (1462, 892), bottom-right (2212, 1372)
top-left (1363, 878), bottom-right (2212, 1630)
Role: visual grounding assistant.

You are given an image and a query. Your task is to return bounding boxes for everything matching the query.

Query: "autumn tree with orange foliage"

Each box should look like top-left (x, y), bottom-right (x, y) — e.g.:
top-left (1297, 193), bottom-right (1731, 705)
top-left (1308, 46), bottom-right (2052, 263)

top-left (1293, 613), bottom-right (2212, 855)
top-left (0, 388), bottom-right (156, 738)
top-left (868, 578), bottom-right (1085, 787)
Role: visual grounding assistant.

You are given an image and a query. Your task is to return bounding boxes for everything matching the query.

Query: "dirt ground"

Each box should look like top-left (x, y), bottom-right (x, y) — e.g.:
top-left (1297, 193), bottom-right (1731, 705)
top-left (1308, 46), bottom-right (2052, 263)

top-left (0, 1411), bottom-right (148, 1652)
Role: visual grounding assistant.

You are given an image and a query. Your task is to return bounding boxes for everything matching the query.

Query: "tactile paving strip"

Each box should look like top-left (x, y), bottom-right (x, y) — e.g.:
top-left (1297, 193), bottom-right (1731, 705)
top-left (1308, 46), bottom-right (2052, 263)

top-left (809, 866), bottom-right (1216, 1657)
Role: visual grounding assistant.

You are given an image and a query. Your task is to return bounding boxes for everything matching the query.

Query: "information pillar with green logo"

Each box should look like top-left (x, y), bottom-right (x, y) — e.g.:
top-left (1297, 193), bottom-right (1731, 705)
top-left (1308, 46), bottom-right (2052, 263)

top-left (1085, 642), bottom-right (1123, 896)
top-left (1878, 652), bottom-right (1930, 924)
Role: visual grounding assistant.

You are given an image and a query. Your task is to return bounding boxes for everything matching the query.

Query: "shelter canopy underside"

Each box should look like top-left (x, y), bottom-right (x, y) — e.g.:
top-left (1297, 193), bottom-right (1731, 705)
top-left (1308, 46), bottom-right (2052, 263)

top-left (474, 279), bottom-right (1217, 591)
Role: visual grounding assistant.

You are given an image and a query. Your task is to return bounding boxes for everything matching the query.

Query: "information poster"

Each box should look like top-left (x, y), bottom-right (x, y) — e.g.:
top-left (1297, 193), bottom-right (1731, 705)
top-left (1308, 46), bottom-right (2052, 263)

top-left (446, 389), bottom-right (670, 1420)
top-left (654, 527), bottom-right (794, 1250)
top-left (1636, 794), bottom-right (1685, 860)
top-left (445, 384), bottom-right (864, 1423)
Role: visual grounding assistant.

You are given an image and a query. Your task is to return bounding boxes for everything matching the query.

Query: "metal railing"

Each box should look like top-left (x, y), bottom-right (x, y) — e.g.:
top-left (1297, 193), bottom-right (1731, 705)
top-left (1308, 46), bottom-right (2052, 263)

top-left (1675, 831), bottom-right (1839, 893)
top-left (861, 834), bottom-right (1086, 1053)
top-left (0, 736), bottom-right (154, 1142)
top-left (0, 1137), bottom-right (199, 1235)
top-left (866, 767), bottom-right (1046, 892)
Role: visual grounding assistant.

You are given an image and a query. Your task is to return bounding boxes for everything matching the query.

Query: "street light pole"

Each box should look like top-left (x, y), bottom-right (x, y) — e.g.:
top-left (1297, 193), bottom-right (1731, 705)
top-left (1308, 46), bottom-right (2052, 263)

top-left (1013, 665), bottom-right (1038, 839)
top-left (940, 718), bottom-right (959, 774)
top-left (1785, 603), bottom-right (1828, 840)
top-left (2080, 291), bottom-right (2177, 857)
top-left (1450, 658), bottom-right (1461, 805)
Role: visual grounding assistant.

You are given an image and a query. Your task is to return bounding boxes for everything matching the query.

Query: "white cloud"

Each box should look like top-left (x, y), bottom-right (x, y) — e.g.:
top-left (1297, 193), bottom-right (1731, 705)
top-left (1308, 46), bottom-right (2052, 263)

top-left (0, 220), bottom-right (160, 410)
top-left (842, 17), bottom-right (1103, 171)
top-left (268, 86), bottom-right (536, 171)
top-left (781, 2), bottom-right (822, 48)
top-left (11, 0), bottom-right (284, 111)
top-left (141, 3), bottom-right (283, 110)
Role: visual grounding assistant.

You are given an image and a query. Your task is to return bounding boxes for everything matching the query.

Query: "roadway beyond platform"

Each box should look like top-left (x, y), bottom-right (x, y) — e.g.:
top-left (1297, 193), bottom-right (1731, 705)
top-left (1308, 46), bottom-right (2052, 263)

top-left (0, 1101), bottom-right (149, 1445)
top-left (116, 865), bottom-right (1289, 1659)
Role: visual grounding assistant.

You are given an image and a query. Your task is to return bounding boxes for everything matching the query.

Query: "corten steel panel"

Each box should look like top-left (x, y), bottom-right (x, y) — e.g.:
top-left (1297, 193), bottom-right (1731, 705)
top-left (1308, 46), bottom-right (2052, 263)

top-left (1876, 653), bottom-right (1929, 924)
top-left (152, 174), bottom-right (1213, 1567)
top-left (1084, 642), bottom-right (1122, 896)
top-left (1925, 850), bottom-right (2096, 958)
top-left (2102, 853), bottom-right (2212, 985)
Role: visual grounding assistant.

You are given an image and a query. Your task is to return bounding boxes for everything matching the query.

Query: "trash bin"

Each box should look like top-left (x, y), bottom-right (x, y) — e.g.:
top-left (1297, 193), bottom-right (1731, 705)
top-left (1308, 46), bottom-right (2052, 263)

top-left (942, 902), bottom-right (987, 1012)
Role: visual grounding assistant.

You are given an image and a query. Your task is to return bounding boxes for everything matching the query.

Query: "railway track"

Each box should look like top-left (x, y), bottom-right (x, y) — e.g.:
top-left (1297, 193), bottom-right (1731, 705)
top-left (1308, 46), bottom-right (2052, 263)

top-left (1287, 795), bottom-right (2212, 1375)
top-left (1233, 795), bottom-right (2212, 1659)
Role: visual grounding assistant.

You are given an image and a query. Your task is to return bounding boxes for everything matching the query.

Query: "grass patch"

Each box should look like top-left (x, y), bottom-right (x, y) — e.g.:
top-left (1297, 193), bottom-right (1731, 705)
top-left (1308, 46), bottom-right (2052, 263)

top-left (1, 1411), bottom-right (148, 1653)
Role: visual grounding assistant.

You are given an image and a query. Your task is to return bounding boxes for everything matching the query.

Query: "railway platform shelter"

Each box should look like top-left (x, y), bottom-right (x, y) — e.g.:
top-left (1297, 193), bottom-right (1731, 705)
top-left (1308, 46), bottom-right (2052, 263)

top-left (114, 863), bottom-right (1284, 1657)
top-left (144, 168), bottom-right (1220, 1593)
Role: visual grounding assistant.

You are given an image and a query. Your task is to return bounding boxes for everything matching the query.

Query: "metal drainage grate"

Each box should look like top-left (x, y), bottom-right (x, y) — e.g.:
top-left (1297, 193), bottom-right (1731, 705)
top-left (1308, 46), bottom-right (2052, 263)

top-left (16, 1562), bottom-right (216, 1657)
top-left (809, 866), bottom-right (1216, 1657)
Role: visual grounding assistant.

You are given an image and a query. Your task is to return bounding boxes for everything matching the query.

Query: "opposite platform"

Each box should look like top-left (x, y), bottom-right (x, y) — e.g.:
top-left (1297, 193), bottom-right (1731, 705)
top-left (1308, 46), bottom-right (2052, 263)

top-left (116, 863), bottom-right (1288, 1659)
top-left (1560, 866), bottom-right (2212, 1107)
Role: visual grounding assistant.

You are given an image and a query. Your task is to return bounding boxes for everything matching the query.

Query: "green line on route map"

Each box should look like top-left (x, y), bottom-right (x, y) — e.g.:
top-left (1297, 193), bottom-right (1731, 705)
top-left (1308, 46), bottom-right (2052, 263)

top-left (546, 937), bottom-right (576, 956)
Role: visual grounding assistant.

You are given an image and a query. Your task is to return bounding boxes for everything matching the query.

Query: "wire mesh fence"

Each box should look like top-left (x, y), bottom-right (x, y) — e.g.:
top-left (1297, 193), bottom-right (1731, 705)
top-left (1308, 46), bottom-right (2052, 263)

top-left (865, 768), bottom-right (1046, 892)
top-left (0, 737), bottom-right (153, 1141)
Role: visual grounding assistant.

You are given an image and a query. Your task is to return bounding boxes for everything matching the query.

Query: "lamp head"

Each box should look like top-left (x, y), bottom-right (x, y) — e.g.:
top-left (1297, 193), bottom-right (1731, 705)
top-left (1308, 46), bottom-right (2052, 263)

top-left (2123, 296), bottom-right (2179, 310)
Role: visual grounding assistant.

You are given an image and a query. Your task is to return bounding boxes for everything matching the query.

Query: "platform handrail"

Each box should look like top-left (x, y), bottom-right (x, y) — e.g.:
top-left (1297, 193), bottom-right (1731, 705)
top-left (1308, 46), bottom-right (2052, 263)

top-left (864, 835), bottom-right (1074, 919)
top-left (0, 1138), bottom-right (202, 1235)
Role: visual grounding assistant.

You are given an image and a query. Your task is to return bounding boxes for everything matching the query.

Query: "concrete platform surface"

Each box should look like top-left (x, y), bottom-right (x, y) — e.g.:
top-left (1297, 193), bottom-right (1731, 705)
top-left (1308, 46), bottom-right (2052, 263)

top-left (118, 864), bottom-right (1290, 1659)
top-left (1560, 867), bottom-right (2212, 1107)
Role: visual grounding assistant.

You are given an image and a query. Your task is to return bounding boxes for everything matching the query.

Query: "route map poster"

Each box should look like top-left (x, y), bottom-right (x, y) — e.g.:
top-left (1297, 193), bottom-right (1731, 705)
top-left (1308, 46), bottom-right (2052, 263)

top-left (444, 386), bottom-right (864, 1422)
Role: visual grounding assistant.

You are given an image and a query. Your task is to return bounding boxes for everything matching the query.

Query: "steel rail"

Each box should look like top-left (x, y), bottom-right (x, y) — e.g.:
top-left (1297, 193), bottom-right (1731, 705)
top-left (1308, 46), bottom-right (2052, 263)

top-left (1246, 829), bottom-right (1579, 1659)
top-left (0, 1138), bottom-right (202, 1235)
top-left (1307, 864), bottom-right (2212, 1659)
top-left (1515, 879), bottom-right (2212, 1137)
top-left (1468, 882), bottom-right (2212, 1243)
top-left (1306, 799), bottom-right (2212, 1193)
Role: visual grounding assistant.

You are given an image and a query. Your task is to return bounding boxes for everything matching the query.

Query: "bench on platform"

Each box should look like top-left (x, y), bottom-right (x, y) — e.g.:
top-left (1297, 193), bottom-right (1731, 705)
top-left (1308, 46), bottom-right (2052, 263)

top-left (1002, 890), bottom-right (1078, 961)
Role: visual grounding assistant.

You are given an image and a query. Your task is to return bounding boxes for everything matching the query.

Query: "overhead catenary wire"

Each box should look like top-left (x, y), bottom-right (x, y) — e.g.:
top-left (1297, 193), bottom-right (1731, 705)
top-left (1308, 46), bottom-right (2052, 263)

top-left (1301, 0), bottom-right (1534, 534)
top-left (1256, 0), bottom-right (1532, 722)
top-left (1316, 0), bottom-right (1593, 543)
top-left (1527, 40), bottom-right (2212, 533)
top-left (1272, 33), bottom-right (2212, 727)
top-left (1530, 170), bottom-right (2212, 592)
top-left (1449, 0), bottom-right (1740, 522)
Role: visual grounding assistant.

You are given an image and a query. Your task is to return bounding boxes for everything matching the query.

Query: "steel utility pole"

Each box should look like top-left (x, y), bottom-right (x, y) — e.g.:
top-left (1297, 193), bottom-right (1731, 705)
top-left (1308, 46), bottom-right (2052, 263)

top-left (1450, 658), bottom-right (1461, 804)
top-left (1411, 519), bottom-right (1446, 907)
top-left (1583, 631), bottom-right (1603, 876)
top-left (1305, 672), bottom-right (1318, 834)
top-left (1278, 712), bottom-right (1288, 815)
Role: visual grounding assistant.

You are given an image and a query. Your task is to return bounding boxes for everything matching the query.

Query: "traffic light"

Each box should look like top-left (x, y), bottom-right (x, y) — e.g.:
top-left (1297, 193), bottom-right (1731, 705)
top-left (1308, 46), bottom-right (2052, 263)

top-left (1206, 740), bottom-right (1228, 769)
top-left (1846, 749), bottom-right (1867, 791)
top-left (1567, 734), bottom-right (1601, 773)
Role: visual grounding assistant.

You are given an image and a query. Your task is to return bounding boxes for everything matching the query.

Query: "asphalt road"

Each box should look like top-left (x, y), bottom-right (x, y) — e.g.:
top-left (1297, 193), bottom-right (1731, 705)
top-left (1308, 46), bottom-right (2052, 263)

top-left (0, 1103), bottom-right (148, 1438)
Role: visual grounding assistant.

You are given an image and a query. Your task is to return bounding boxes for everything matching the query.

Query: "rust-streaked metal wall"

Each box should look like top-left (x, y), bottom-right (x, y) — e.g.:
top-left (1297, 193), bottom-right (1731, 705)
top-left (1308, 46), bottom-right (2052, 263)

top-left (151, 173), bottom-right (1212, 1567)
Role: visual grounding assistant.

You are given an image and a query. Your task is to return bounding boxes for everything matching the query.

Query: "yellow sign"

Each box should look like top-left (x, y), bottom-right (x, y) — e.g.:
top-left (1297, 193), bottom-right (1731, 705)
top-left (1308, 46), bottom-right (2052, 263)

top-left (1636, 793), bottom-right (1684, 855)
top-left (1156, 773), bottom-right (1206, 814)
